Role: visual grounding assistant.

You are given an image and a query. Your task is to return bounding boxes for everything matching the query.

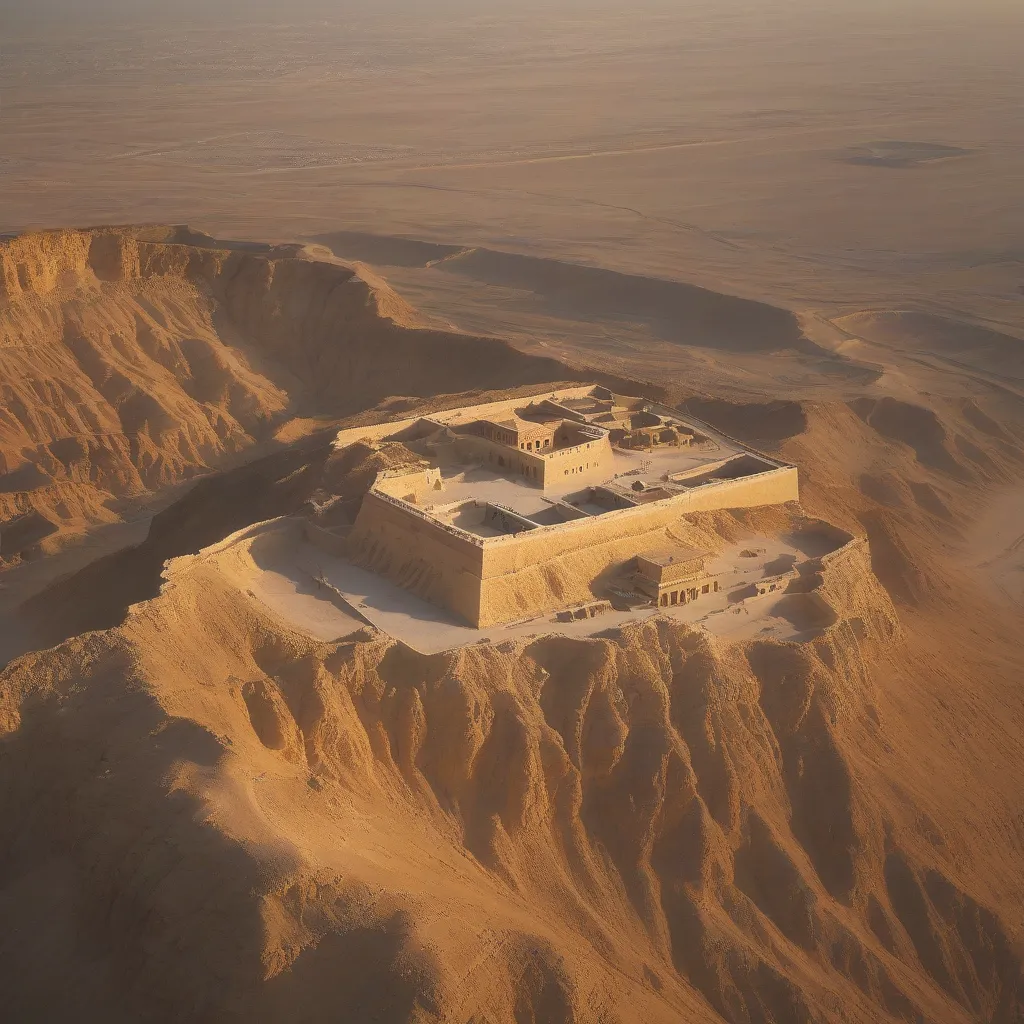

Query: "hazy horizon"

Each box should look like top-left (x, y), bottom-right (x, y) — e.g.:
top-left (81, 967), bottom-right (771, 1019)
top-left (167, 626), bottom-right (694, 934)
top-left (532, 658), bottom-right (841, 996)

top-left (2, 0), bottom-right (1021, 335)
top-left (3, 0), bottom-right (1024, 1019)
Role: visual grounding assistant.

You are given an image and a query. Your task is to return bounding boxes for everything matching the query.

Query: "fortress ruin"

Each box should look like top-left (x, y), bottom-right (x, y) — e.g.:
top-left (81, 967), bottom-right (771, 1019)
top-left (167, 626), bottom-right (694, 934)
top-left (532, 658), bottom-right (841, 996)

top-left (327, 386), bottom-right (800, 628)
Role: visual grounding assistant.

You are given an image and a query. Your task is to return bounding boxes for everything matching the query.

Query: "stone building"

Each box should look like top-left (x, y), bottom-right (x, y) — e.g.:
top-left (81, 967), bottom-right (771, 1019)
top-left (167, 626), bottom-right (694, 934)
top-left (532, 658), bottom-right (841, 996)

top-left (331, 385), bottom-right (800, 627)
top-left (634, 548), bottom-right (720, 607)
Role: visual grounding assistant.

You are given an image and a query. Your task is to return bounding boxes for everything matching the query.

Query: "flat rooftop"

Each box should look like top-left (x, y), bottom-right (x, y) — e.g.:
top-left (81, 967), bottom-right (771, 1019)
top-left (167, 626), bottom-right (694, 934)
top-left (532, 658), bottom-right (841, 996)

top-left (638, 547), bottom-right (707, 567)
top-left (410, 441), bottom-right (755, 538)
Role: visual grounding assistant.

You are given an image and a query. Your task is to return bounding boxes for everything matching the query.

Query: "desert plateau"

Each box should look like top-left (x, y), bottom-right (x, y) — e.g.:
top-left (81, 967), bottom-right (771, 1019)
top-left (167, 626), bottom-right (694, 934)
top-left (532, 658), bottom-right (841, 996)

top-left (1, 2), bottom-right (1023, 1022)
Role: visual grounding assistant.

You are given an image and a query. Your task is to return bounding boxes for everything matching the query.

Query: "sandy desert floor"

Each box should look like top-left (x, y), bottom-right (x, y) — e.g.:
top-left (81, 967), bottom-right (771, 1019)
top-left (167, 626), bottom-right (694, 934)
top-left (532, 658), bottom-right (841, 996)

top-left (4, 0), bottom-right (1023, 334)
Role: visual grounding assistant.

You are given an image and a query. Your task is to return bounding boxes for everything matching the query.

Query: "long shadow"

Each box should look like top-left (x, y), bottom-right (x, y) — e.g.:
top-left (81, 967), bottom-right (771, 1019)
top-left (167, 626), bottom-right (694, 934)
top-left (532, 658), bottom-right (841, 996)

top-left (311, 230), bottom-right (865, 362)
top-left (17, 431), bottom-right (338, 655)
top-left (0, 659), bottom-right (269, 1020)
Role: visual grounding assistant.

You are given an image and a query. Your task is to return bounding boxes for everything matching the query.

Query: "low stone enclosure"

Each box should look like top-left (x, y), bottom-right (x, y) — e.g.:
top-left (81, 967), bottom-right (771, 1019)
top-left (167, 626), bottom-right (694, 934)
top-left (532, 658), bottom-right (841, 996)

top-left (330, 385), bottom-right (801, 627)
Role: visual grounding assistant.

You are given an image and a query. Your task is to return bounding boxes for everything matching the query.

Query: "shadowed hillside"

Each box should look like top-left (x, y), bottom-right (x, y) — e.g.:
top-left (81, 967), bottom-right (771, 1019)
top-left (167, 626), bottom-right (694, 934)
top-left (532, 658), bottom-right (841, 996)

top-left (314, 231), bottom-right (818, 355)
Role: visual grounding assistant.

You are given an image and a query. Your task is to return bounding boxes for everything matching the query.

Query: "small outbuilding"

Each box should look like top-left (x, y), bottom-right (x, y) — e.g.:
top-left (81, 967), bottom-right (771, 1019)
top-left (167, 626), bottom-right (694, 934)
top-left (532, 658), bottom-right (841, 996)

top-left (634, 546), bottom-right (720, 607)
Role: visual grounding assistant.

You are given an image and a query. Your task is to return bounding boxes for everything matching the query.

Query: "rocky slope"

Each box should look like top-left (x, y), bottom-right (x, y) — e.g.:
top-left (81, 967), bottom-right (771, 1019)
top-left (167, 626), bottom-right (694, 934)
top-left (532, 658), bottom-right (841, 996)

top-left (0, 227), bottom-right (573, 558)
top-left (2, 504), bottom-right (1021, 1022)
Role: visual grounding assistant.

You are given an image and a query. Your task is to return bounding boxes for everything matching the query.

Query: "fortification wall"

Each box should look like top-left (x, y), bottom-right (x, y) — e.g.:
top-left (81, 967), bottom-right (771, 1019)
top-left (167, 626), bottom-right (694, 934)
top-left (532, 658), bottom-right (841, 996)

top-left (339, 380), bottom-right (799, 627)
top-left (374, 466), bottom-right (443, 503)
top-left (472, 466), bottom-right (798, 625)
top-left (476, 517), bottom-right (687, 626)
top-left (668, 453), bottom-right (742, 481)
top-left (332, 385), bottom-right (598, 451)
top-left (350, 464), bottom-right (797, 626)
top-left (479, 466), bottom-right (799, 577)
top-left (348, 490), bottom-right (485, 625)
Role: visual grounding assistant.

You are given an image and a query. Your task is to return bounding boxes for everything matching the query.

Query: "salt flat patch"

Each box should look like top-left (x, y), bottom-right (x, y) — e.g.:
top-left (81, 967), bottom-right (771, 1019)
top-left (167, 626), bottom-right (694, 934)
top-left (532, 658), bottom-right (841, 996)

top-left (839, 141), bottom-right (974, 168)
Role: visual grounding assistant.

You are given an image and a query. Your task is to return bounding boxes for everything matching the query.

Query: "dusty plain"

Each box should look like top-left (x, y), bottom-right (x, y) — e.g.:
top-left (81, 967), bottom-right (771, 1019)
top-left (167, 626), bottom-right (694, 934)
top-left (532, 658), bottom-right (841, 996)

top-left (2, 1), bottom-right (1024, 1022)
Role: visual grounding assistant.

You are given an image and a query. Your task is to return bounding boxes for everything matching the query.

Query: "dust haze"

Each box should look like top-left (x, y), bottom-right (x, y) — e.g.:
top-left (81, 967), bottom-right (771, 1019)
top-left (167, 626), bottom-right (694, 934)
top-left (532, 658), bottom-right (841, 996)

top-left (4, 0), bottom-right (1022, 333)
top-left (2, 2), bottom-right (1023, 1022)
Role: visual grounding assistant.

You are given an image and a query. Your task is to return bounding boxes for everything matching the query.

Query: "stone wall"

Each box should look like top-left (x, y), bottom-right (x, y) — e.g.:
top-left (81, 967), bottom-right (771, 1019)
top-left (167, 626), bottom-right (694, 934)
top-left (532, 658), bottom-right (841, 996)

top-left (349, 464), bottom-right (798, 627)
top-left (374, 466), bottom-right (443, 503)
top-left (348, 490), bottom-right (486, 625)
top-left (332, 385), bottom-right (599, 451)
top-left (449, 432), bottom-right (614, 490)
top-left (337, 386), bottom-right (799, 628)
top-left (473, 465), bottom-right (798, 625)
top-left (452, 434), bottom-right (547, 485)
top-left (536, 435), bottom-right (614, 489)
top-left (479, 466), bottom-right (798, 576)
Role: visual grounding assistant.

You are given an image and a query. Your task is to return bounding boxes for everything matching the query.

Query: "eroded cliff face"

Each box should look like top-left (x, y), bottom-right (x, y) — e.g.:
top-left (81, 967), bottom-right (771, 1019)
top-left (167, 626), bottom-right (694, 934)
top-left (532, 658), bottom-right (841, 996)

top-left (1, 520), bottom-right (1018, 1024)
top-left (3, 226), bottom-right (1024, 1024)
top-left (1, 231), bottom-right (286, 538)
top-left (0, 227), bottom-right (568, 557)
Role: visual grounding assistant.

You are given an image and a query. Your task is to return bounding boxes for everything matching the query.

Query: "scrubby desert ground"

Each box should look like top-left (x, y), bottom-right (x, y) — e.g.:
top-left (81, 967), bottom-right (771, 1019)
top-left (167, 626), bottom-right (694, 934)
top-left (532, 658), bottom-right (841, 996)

top-left (1, 1), bottom-right (1023, 1022)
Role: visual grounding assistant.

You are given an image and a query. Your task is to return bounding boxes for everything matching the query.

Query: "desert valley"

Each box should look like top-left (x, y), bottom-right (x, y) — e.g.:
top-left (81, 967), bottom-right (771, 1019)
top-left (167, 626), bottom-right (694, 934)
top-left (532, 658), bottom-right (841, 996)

top-left (1, 2), bottom-right (1023, 1022)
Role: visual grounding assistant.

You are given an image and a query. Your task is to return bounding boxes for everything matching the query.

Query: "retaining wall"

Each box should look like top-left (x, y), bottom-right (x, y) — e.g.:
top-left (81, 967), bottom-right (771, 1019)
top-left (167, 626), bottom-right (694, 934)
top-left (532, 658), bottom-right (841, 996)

top-left (349, 490), bottom-right (485, 625)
